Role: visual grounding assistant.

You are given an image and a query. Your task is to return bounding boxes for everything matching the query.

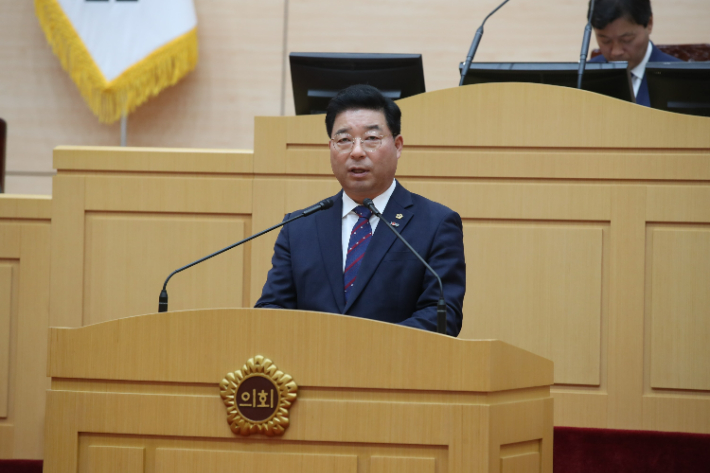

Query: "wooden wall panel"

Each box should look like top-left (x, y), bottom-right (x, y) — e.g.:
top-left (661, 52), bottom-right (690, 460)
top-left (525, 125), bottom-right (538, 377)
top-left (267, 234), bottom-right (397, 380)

top-left (88, 446), bottom-right (144, 473)
top-left (83, 214), bottom-right (246, 324)
top-left (50, 147), bottom-right (254, 328)
top-left (155, 449), bottom-right (358, 473)
top-left (371, 456), bottom-right (436, 473)
top-left (463, 224), bottom-right (603, 386)
top-left (500, 453), bottom-right (540, 473)
top-left (0, 196), bottom-right (52, 459)
top-left (0, 265), bottom-right (14, 419)
top-left (649, 227), bottom-right (710, 392)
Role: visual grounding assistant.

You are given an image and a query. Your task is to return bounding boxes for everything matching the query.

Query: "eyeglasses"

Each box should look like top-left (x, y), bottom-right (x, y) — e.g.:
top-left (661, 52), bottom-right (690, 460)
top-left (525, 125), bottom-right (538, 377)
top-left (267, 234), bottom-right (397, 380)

top-left (330, 133), bottom-right (392, 153)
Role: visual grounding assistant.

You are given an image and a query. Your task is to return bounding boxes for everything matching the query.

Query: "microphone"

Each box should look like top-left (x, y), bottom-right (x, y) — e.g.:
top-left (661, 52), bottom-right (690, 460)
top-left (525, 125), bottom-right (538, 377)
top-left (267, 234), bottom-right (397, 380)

top-left (577, 0), bottom-right (597, 89)
top-left (158, 198), bottom-right (334, 313)
top-left (362, 198), bottom-right (448, 335)
top-left (459, 0), bottom-right (512, 87)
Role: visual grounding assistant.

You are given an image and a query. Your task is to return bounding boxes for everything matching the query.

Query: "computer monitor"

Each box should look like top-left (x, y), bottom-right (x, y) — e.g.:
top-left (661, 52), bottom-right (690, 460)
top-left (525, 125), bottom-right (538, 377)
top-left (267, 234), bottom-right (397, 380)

top-left (289, 53), bottom-right (426, 115)
top-left (646, 62), bottom-right (710, 117)
top-left (458, 62), bottom-right (634, 103)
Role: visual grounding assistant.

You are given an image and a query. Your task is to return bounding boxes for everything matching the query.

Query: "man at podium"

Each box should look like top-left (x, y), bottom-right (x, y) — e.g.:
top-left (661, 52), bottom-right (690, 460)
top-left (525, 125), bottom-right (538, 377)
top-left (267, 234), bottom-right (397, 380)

top-left (256, 85), bottom-right (466, 336)
top-left (588, 0), bottom-right (681, 107)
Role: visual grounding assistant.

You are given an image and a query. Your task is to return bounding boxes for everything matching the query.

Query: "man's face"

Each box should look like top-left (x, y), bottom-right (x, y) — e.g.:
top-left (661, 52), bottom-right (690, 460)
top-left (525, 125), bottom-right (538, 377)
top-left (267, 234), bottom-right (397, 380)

top-left (593, 15), bottom-right (653, 70)
top-left (329, 109), bottom-right (403, 203)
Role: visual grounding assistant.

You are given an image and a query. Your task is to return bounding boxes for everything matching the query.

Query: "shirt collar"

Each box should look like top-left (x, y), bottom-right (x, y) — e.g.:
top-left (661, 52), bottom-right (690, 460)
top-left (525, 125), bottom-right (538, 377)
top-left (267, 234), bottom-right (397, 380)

top-left (342, 179), bottom-right (398, 218)
top-left (630, 40), bottom-right (653, 80)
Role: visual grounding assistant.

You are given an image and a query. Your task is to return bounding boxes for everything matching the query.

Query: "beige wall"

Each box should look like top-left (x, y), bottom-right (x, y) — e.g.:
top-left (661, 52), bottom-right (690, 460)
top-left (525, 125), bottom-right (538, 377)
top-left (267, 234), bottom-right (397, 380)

top-left (1, 0), bottom-right (708, 195)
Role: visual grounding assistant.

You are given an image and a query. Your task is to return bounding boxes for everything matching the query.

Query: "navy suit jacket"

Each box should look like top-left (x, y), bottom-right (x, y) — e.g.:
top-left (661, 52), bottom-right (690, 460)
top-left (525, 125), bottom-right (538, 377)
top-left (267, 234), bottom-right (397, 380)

top-left (589, 42), bottom-right (682, 107)
top-left (255, 183), bottom-right (466, 336)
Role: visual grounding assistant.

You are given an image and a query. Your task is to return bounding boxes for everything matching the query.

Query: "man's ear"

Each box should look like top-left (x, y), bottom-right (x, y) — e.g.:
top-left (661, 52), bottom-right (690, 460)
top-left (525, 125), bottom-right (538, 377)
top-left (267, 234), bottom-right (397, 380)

top-left (647, 15), bottom-right (654, 34)
top-left (394, 134), bottom-right (404, 158)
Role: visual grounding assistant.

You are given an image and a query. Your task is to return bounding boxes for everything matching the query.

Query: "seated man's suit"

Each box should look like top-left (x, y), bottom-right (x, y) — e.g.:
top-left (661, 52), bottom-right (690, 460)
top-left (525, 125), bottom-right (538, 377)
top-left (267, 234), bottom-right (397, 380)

top-left (589, 42), bottom-right (681, 107)
top-left (255, 182), bottom-right (466, 336)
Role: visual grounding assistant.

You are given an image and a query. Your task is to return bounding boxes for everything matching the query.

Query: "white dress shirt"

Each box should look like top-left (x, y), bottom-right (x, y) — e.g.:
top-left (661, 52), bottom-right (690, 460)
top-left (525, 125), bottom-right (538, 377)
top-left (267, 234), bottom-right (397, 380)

top-left (630, 41), bottom-right (653, 98)
top-left (341, 179), bottom-right (397, 271)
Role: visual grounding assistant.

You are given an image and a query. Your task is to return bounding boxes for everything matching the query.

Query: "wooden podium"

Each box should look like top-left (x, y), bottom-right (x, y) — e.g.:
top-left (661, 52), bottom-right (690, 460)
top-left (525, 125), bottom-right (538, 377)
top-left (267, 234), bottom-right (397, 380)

top-left (43, 308), bottom-right (553, 473)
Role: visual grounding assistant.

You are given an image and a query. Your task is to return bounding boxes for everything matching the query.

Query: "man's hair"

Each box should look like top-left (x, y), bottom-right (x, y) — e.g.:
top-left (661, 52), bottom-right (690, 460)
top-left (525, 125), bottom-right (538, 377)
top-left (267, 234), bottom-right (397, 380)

top-left (589, 0), bottom-right (653, 29)
top-left (325, 84), bottom-right (402, 138)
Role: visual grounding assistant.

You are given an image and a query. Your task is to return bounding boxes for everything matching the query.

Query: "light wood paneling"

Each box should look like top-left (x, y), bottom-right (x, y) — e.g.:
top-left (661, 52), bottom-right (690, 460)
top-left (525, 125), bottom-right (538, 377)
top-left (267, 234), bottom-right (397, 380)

top-left (0, 425), bottom-right (13, 458)
top-left (501, 453), bottom-right (540, 473)
top-left (0, 196), bottom-right (52, 459)
top-left (155, 449), bottom-right (357, 473)
top-left (647, 187), bottom-right (710, 223)
top-left (642, 396), bottom-right (710, 434)
top-left (53, 146), bottom-right (253, 174)
top-left (371, 456), bottom-right (436, 473)
top-left (83, 176), bottom-right (252, 214)
top-left (51, 147), bottom-right (254, 328)
top-left (649, 227), bottom-right (710, 391)
top-left (49, 175), bottom-right (86, 328)
top-left (552, 391), bottom-right (608, 429)
top-left (83, 214), bottom-right (246, 323)
top-left (88, 446), bottom-right (144, 473)
top-left (463, 224), bottom-right (603, 386)
top-left (0, 266), bottom-right (13, 419)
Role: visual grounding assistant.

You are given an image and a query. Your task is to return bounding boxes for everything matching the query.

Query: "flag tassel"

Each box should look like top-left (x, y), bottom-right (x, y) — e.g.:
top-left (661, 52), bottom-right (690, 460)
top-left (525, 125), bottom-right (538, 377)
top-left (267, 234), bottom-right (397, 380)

top-left (35, 0), bottom-right (198, 124)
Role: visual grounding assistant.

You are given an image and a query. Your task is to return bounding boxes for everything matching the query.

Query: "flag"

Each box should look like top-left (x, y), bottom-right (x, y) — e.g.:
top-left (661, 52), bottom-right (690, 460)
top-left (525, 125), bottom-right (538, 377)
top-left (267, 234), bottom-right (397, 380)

top-left (35, 0), bottom-right (198, 124)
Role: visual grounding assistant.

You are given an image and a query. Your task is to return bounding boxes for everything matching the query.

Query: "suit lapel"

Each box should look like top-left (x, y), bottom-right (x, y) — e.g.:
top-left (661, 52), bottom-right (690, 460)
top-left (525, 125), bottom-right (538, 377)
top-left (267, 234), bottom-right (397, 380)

top-left (343, 183), bottom-right (414, 313)
top-left (316, 192), bottom-right (346, 313)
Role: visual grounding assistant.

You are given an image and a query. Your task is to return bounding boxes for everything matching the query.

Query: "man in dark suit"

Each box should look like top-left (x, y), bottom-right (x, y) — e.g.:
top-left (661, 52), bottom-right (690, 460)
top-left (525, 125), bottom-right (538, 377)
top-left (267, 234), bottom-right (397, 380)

top-left (255, 85), bottom-right (466, 336)
top-left (588, 0), bottom-right (681, 107)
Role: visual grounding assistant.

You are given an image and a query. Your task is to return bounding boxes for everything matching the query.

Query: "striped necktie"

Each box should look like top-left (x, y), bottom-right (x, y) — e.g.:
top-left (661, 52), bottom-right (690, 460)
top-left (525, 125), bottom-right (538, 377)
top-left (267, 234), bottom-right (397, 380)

top-left (344, 205), bottom-right (373, 301)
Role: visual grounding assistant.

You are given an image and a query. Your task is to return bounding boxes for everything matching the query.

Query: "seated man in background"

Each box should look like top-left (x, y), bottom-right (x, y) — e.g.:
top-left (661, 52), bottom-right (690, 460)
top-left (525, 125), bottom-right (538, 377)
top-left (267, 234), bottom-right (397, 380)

top-left (255, 85), bottom-right (466, 336)
top-left (589, 0), bottom-right (681, 107)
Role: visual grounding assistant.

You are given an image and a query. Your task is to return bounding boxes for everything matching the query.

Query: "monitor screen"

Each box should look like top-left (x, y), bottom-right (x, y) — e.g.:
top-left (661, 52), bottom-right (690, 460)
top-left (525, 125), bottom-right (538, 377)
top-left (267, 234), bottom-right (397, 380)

top-left (458, 62), bottom-right (634, 103)
top-left (290, 53), bottom-right (426, 115)
top-left (646, 62), bottom-right (710, 117)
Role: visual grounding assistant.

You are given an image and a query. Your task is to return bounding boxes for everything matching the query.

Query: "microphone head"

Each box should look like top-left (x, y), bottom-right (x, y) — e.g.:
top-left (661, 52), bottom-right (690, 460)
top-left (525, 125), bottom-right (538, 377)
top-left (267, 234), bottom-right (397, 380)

top-left (320, 198), bottom-right (334, 210)
top-left (362, 198), bottom-right (374, 207)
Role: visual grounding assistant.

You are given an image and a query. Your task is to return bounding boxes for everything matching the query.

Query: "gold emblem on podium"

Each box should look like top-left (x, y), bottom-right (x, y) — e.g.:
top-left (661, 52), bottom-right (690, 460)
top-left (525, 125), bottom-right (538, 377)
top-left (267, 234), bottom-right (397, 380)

top-left (219, 355), bottom-right (298, 436)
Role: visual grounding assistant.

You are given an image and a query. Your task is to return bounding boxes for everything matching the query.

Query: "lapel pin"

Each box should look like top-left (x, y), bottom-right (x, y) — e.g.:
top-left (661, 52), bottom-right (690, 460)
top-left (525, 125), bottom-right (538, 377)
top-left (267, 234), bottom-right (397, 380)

top-left (390, 221), bottom-right (400, 227)
top-left (395, 213), bottom-right (403, 220)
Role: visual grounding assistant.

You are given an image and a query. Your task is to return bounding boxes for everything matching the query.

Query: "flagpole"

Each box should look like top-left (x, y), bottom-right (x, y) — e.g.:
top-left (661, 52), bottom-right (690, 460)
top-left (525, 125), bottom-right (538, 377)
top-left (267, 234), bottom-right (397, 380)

top-left (120, 111), bottom-right (127, 147)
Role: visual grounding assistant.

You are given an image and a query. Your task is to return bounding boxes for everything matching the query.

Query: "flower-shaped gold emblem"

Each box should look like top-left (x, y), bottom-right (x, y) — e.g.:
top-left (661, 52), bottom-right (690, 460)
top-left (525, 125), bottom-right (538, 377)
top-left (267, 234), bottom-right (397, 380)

top-left (219, 356), bottom-right (298, 436)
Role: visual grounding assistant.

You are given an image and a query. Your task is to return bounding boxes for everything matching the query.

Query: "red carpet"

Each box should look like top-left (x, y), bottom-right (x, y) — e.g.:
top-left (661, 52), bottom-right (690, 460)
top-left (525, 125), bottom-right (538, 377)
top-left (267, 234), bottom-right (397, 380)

top-left (2, 428), bottom-right (710, 473)
top-left (554, 427), bottom-right (710, 473)
top-left (0, 461), bottom-right (42, 473)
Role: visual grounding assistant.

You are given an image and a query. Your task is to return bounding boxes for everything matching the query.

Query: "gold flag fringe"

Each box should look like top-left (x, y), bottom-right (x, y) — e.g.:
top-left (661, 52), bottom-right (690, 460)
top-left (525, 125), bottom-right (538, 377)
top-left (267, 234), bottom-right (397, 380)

top-left (35, 0), bottom-right (198, 124)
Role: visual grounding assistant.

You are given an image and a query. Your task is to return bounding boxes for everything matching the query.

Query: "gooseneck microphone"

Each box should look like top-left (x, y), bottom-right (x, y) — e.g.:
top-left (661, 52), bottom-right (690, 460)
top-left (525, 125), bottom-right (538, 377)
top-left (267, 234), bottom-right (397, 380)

top-left (458, 0), bottom-right (511, 87)
top-left (577, 0), bottom-right (597, 89)
top-left (158, 198), bottom-right (334, 313)
top-left (362, 198), bottom-right (448, 335)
